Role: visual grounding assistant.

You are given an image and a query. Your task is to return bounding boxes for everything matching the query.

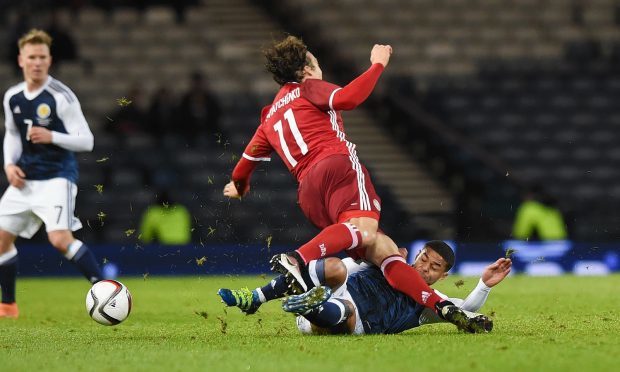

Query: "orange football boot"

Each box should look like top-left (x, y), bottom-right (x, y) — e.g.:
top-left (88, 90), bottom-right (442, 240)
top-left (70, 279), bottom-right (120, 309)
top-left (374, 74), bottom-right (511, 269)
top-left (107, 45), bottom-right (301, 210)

top-left (0, 302), bottom-right (19, 318)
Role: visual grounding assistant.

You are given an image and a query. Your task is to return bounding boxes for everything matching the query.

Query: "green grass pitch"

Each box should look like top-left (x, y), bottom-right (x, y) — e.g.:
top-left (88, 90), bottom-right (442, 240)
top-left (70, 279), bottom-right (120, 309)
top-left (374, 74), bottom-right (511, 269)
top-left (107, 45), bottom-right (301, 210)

top-left (1, 274), bottom-right (618, 371)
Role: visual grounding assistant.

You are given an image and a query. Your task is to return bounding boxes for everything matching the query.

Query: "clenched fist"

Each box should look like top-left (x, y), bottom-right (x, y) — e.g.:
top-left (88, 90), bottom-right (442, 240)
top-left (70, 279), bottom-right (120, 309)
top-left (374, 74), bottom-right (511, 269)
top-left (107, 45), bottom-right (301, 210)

top-left (223, 181), bottom-right (241, 199)
top-left (370, 44), bottom-right (393, 68)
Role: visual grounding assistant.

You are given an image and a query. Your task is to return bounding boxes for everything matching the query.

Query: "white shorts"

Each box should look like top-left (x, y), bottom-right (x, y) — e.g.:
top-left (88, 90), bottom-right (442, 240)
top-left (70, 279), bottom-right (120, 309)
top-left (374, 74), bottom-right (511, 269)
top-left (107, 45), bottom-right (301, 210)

top-left (0, 177), bottom-right (82, 239)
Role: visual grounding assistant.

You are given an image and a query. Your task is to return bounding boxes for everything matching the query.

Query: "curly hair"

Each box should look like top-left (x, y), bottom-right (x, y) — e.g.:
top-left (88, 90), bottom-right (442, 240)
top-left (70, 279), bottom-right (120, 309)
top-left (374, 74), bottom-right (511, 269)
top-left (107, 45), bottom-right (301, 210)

top-left (263, 36), bottom-right (310, 86)
top-left (18, 28), bottom-right (52, 50)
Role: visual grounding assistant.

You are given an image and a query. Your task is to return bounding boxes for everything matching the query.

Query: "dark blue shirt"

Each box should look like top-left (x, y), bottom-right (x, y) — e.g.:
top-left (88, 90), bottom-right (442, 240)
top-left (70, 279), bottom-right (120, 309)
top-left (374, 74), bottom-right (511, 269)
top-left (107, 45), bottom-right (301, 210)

top-left (3, 78), bottom-right (87, 183)
top-left (347, 267), bottom-right (426, 334)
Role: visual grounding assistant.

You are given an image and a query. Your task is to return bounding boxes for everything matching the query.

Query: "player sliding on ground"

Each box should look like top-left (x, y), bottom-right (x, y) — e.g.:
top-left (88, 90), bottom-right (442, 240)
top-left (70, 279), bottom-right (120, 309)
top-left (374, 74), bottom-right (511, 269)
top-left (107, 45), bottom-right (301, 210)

top-left (223, 35), bottom-right (475, 329)
top-left (219, 241), bottom-right (511, 334)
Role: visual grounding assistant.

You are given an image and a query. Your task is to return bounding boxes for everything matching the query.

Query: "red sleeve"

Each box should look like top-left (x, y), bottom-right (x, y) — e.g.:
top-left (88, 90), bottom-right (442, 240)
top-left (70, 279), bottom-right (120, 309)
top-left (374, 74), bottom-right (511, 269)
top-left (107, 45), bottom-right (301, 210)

top-left (231, 124), bottom-right (273, 197)
top-left (301, 79), bottom-right (342, 111)
top-left (331, 63), bottom-right (384, 110)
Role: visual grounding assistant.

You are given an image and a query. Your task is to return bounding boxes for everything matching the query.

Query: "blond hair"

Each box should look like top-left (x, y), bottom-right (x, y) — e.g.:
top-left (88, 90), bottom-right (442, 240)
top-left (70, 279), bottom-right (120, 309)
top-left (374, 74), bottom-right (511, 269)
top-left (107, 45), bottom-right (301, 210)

top-left (18, 29), bottom-right (52, 50)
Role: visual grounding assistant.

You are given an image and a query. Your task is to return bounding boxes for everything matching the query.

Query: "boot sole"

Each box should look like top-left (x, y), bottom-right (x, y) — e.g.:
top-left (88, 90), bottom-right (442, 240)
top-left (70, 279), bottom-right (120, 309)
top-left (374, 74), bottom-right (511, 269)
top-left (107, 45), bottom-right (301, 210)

top-left (270, 255), bottom-right (307, 294)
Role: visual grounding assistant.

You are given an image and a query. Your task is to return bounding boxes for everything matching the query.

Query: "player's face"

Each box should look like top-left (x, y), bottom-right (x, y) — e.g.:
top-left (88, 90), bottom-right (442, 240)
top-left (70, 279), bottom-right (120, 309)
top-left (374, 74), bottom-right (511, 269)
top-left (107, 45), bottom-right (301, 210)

top-left (18, 43), bottom-right (51, 86)
top-left (413, 248), bottom-right (449, 285)
top-left (303, 52), bottom-right (323, 80)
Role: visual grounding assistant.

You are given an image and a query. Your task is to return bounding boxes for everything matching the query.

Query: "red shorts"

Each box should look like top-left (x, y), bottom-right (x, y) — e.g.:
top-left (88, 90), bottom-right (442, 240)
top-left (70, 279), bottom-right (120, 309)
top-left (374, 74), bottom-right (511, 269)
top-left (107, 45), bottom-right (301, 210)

top-left (297, 154), bottom-right (381, 230)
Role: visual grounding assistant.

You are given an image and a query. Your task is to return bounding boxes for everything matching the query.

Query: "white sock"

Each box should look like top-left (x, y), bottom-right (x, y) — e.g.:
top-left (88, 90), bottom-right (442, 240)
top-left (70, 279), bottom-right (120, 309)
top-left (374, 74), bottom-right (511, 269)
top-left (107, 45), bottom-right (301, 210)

top-left (255, 288), bottom-right (267, 303)
top-left (64, 240), bottom-right (84, 260)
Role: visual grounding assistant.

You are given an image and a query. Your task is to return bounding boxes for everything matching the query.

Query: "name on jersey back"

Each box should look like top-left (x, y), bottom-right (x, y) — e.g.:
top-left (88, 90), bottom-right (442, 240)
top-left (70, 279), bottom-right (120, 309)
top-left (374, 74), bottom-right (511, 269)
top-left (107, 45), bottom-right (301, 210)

top-left (266, 87), bottom-right (300, 120)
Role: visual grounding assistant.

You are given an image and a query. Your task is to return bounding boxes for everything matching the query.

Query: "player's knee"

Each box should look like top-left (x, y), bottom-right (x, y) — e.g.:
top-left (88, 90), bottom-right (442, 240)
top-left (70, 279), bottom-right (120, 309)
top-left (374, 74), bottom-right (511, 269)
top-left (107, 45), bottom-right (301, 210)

top-left (366, 235), bottom-right (401, 267)
top-left (47, 232), bottom-right (73, 251)
top-left (326, 299), bottom-right (355, 334)
top-left (0, 230), bottom-right (17, 253)
top-left (348, 218), bottom-right (378, 249)
top-left (324, 258), bottom-right (347, 289)
top-left (360, 229), bottom-right (378, 249)
top-left (48, 235), bottom-right (64, 250)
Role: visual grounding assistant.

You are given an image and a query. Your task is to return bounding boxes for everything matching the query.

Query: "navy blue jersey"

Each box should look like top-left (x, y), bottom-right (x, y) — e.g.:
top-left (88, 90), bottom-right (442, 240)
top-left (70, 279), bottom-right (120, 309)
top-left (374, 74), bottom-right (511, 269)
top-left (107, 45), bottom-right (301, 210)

top-left (347, 267), bottom-right (426, 334)
top-left (3, 77), bottom-right (92, 183)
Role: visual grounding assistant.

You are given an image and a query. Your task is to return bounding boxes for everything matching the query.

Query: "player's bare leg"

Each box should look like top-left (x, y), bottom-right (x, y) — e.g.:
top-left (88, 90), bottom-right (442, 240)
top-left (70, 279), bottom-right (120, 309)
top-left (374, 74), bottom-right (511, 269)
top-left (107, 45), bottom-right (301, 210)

top-left (48, 230), bottom-right (102, 284)
top-left (347, 216), bottom-right (379, 249)
top-left (47, 230), bottom-right (74, 254)
top-left (0, 229), bottom-right (19, 318)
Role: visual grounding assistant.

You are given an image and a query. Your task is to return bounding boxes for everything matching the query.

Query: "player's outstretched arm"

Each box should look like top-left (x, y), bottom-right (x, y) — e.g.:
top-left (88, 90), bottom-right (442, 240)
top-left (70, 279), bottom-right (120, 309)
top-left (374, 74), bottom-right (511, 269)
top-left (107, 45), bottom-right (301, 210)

top-left (370, 44), bottom-right (392, 68)
top-left (330, 44), bottom-right (393, 111)
top-left (458, 258), bottom-right (512, 312)
top-left (481, 258), bottom-right (512, 288)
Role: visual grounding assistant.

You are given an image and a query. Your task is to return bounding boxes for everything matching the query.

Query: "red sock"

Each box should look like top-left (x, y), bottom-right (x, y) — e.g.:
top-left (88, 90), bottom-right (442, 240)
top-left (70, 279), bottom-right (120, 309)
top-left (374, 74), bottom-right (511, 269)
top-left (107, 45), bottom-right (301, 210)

top-left (381, 255), bottom-right (443, 311)
top-left (296, 223), bottom-right (362, 264)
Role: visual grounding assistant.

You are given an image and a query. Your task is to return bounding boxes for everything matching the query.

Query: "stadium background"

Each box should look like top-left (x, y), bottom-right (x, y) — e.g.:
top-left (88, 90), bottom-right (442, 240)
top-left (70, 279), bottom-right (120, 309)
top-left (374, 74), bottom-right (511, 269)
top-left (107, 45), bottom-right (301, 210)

top-left (1, 0), bottom-right (619, 276)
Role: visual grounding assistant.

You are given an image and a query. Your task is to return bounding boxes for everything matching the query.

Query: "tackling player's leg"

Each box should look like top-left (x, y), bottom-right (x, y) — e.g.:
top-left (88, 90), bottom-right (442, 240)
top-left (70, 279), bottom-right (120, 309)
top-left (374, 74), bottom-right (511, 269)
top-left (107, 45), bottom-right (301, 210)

top-left (282, 285), bottom-right (332, 314)
top-left (221, 257), bottom-right (345, 314)
top-left (283, 285), bottom-right (356, 335)
top-left (217, 287), bottom-right (262, 315)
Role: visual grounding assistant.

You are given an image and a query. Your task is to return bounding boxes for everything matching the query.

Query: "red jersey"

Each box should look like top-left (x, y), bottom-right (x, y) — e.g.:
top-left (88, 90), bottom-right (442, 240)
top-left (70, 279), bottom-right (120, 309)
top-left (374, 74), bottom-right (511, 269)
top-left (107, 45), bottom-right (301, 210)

top-left (232, 63), bottom-right (384, 195)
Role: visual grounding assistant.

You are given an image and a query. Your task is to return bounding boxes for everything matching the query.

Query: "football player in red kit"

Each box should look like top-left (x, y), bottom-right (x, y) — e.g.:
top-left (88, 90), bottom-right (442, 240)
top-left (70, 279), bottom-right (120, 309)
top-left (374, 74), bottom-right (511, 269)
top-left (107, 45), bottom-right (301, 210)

top-left (223, 36), bottom-right (474, 328)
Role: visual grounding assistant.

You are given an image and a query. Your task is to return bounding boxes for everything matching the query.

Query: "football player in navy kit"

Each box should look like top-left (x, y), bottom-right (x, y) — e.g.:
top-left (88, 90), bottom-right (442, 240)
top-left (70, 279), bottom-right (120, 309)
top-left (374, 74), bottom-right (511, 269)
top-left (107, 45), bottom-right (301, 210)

top-left (288, 246), bottom-right (511, 335)
top-left (220, 241), bottom-right (510, 334)
top-left (0, 29), bottom-right (102, 318)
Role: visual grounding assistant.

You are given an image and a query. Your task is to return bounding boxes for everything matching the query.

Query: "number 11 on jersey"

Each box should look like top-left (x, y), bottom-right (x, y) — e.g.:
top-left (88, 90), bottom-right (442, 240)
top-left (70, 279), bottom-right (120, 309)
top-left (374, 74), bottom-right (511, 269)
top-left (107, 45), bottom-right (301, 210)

top-left (273, 108), bottom-right (308, 167)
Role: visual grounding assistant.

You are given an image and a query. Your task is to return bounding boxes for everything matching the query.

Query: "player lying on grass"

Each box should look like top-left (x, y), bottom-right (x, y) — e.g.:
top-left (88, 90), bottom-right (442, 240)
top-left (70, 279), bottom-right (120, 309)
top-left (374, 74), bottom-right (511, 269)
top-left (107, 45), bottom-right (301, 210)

top-left (285, 254), bottom-right (511, 335)
top-left (219, 241), bottom-right (511, 334)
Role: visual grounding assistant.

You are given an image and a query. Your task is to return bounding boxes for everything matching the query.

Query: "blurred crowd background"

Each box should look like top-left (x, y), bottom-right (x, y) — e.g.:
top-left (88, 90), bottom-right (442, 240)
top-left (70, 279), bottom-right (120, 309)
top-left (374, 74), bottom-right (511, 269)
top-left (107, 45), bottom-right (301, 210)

top-left (1, 0), bottom-right (620, 249)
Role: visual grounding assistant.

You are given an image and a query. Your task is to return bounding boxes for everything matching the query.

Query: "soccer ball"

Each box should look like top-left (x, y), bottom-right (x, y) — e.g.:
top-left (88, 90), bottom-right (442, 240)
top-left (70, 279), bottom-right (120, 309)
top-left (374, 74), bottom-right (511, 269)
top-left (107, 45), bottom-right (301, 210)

top-left (86, 280), bottom-right (132, 326)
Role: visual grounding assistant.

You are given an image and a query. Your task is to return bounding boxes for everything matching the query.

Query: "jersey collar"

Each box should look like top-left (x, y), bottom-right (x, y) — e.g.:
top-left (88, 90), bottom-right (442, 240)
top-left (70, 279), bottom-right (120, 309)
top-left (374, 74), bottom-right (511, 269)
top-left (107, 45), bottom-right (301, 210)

top-left (23, 76), bottom-right (51, 101)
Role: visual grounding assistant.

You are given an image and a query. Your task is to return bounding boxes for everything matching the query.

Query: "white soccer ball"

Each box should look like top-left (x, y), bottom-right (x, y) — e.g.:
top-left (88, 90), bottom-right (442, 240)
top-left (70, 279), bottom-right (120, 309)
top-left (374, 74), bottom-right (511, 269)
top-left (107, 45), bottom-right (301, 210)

top-left (86, 280), bottom-right (132, 326)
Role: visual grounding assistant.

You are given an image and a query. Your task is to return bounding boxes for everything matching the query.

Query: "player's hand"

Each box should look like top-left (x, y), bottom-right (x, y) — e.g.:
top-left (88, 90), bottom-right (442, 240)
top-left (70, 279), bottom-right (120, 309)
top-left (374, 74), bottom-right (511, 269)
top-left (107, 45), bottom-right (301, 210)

top-left (481, 258), bottom-right (512, 288)
top-left (28, 126), bottom-right (53, 144)
top-left (370, 44), bottom-right (393, 67)
top-left (5, 164), bottom-right (26, 189)
top-left (223, 181), bottom-right (241, 199)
